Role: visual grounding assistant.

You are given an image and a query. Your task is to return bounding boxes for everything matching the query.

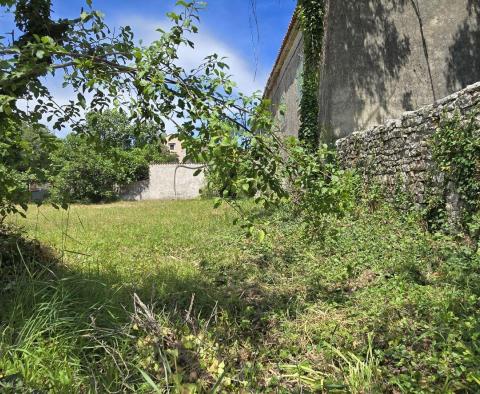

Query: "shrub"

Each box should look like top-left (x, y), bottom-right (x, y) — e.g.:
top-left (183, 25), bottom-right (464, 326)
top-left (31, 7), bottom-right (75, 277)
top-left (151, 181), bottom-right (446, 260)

top-left (284, 141), bottom-right (360, 235)
top-left (48, 135), bottom-right (121, 203)
top-left (428, 110), bottom-right (480, 239)
top-left (48, 131), bottom-right (177, 204)
top-left (0, 121), bottom-right (58, 218)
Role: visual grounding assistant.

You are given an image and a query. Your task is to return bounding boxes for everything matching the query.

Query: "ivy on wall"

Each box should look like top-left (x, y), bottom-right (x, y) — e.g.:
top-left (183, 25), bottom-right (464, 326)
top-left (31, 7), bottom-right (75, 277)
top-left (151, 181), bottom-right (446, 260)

top-left (297, 0), bottom-right (325, 152)
top-left (429, 111), bottom-right (480, 239)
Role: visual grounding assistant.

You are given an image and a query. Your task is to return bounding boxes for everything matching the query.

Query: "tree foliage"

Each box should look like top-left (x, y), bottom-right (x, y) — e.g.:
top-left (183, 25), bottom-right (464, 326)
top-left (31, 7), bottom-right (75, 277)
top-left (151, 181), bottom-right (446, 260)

top-left (429, 111), bottom-right (480, 239)
top-left (0, 0), bottom-right (291, 221)
top-left (83, 109), bottom-right (166, 151)
top-left (0, 0), bottom-right (356, 234)
top-left (0, 120), bottom-right (58, 217)
top-left (48, 134), bottom-right (122, 204)
top-left (1, 121), bottom-right (31, 217)
top-left (48, 110), bottom-right (177, 204)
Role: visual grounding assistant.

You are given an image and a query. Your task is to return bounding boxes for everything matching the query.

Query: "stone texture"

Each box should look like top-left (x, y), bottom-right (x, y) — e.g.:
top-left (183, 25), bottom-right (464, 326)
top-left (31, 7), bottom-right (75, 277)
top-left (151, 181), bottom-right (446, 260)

top-left (265, 0), bottom-right (480, 141)
top-left (320, 0), bottom-right (480, 140)
top-left (268, 25), bottom-right (304, 138)
top-left (336, 81), bottom-right (480, 214)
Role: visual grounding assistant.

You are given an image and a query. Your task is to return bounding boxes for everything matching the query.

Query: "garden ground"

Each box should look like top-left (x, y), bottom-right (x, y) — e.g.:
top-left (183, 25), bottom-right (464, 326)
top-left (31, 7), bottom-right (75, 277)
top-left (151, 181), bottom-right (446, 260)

top-left (1, 200), bottom-right (479, 392)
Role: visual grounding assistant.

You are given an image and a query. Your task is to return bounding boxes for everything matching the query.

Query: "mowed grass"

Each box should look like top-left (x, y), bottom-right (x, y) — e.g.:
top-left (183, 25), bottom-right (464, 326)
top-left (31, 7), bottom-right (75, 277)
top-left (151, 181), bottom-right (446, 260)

top-left (1, 200), bottom-right (480, 392)
top-left (8, 200), bottom-right (243, 309)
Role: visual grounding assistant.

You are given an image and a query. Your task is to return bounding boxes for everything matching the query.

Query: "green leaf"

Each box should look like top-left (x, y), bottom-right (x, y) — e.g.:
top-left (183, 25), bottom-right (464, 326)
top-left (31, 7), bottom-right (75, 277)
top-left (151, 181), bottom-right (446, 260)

top-left (176, 0), bottom-right (190, 7)
top-left (256, 229), bottom-right (265, 242)
top-left (213, 198), bottom-right (222, 209)
top-left (136, 368), bottom-right (162, 393)
top-left (77, 93), bottom-right (86, 108)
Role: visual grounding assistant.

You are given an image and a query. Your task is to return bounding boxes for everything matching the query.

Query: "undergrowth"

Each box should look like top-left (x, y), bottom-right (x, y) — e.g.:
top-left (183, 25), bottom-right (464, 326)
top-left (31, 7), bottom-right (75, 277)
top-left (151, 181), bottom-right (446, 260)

top-left (1, 200), bottom-right (479, 392)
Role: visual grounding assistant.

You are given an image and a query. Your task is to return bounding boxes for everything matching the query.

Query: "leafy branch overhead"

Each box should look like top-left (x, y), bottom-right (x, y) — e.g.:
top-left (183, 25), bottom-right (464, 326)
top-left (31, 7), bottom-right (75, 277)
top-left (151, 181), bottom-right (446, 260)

top-left (1, 0), bottom-right (237, 131)
top-left (0, 0), bottom-right (353, 236)
top-left (0, 0), bottom-right (292, 221)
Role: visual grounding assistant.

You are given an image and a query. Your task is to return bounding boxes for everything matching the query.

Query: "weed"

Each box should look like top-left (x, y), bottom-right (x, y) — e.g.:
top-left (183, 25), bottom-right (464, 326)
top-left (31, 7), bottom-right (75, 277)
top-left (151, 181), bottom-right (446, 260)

top-left (1, 199), bottom-right (479, 392)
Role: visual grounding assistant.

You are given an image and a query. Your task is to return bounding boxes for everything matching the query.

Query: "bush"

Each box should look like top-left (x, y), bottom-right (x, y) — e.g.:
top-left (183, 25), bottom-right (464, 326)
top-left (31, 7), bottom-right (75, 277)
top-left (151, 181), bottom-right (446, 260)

top-left (428, 111), bottom-right (480, 238)
top-left (284, 141), bottom-right (360, 235)
top-left (0, 121), bottom-right (58, 218)
top-left (48, 132), bottom-right (177, 204)
top-left (46, 110), bottom-right (179, 204)
top-left (48, 135), bottom-right (121, 203)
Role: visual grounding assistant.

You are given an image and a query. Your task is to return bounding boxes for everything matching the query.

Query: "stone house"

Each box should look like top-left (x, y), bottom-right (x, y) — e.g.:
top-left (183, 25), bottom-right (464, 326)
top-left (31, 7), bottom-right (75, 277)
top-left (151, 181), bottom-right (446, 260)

top-left (166, 135), bottom-right (186, 162)
top-left (264, 0), bottom-right (480, 142)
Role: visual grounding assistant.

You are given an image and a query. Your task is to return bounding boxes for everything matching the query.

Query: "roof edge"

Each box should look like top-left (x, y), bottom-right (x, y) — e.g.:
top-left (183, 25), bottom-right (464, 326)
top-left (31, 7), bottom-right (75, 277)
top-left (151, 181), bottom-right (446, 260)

top-left (263, 11), bottom-right (301, 99)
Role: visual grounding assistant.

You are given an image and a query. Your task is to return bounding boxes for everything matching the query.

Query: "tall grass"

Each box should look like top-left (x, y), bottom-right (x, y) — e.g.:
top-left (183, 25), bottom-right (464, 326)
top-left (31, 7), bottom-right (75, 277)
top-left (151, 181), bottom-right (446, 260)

top-left (1, 200), bottom-right (479, 392)
top-left (1, 201), bottom-right (242, 391)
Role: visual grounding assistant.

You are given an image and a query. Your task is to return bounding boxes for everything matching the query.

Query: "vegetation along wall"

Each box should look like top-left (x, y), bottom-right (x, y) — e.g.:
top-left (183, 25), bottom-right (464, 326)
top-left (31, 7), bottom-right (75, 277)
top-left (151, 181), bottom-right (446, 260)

top-left (336, 81), bottom-right (480, 223)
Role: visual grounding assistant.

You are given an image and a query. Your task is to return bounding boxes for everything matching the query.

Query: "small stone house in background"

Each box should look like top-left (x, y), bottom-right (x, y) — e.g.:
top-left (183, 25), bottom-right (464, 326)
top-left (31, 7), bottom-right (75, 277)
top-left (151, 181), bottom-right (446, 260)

top-left (265, 0), bottom-right (480, 142)
top-left (166, 135), bottom-right (186, 162)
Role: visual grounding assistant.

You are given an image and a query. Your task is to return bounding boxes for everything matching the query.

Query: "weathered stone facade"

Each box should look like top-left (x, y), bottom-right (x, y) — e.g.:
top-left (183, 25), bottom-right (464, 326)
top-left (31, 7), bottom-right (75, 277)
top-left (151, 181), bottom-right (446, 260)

top-left (264, 17), bottom-right (303, 137)
top-left (265, 0), bottom-right (480, 141)
top-left (336, 81), bottom-right (480, 213)
top-left (320, 0), bottom-right (480, 140)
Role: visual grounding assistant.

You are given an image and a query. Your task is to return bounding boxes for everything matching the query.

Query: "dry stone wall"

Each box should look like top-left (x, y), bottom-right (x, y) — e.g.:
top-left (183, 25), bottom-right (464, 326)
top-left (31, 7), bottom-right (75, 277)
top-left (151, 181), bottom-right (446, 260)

top-left (320, 0), bottom-right (480, 140)
top-left (336, 81), bottom-right (480, 211)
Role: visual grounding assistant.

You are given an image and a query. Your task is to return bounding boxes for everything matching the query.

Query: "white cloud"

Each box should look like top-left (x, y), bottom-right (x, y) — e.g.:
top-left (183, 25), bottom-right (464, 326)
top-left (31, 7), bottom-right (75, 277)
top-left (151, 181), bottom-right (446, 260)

top-left (121, 15), bottom-right (266, 95)
top-left (18, 13), bottom-right (265, 136)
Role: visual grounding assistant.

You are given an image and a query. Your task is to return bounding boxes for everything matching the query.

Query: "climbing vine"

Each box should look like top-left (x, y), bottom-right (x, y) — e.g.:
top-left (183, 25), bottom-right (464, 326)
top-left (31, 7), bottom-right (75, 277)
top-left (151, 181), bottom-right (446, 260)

top-left (428, 110), bottom-right (480, 239)
top-left (297, 0), bottom-right (325, 152)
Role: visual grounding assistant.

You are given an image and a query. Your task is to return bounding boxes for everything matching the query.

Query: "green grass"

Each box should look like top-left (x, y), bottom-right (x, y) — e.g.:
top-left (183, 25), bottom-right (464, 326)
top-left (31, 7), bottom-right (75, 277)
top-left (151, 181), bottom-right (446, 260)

top-left (1, 200), bottom-right (479, 392)
top-left (7, 200), bottom-right (241, 309)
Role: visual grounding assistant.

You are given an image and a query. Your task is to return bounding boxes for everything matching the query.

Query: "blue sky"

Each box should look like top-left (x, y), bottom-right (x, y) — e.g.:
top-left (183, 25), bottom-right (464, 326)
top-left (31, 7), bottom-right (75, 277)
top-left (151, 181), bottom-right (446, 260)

top-left (81, 0), bottom-right (296, 90)
top-left (47, 1), bottom-right (296, 92)
top-left (1, 0), bottom-right (296, 134)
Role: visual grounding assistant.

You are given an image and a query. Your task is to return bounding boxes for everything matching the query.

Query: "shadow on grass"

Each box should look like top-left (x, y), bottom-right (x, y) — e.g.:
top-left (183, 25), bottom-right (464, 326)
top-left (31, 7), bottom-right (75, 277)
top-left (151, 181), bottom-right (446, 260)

top-left (3, 209), bottom-right (480, 392)
top-left (0, 221), bottom-right (317, 392)
top-left (3, 224), bottom-right (315, 310)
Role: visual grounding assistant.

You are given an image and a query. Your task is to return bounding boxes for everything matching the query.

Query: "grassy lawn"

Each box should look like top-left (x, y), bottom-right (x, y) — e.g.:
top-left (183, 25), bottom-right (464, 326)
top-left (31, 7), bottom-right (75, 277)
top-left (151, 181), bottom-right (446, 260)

top-left (1, 200), bottom-right (479, 392)
top-left (8, 200), bottom-right (242, 309)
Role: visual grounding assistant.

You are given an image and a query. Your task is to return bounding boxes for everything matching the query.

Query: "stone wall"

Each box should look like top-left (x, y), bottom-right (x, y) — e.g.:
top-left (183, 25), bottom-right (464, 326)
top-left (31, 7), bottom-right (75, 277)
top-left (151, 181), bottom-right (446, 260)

top-left (320, 0), bottom-right (480, 141)
top-left (264, 0), bottom-right (480, 141)
top-left (120, 164), bottom-right (205, 201)
top-left (264, 17), bottom-right (304, 138)
top-left (336, 81), bottom-right (480, 211)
